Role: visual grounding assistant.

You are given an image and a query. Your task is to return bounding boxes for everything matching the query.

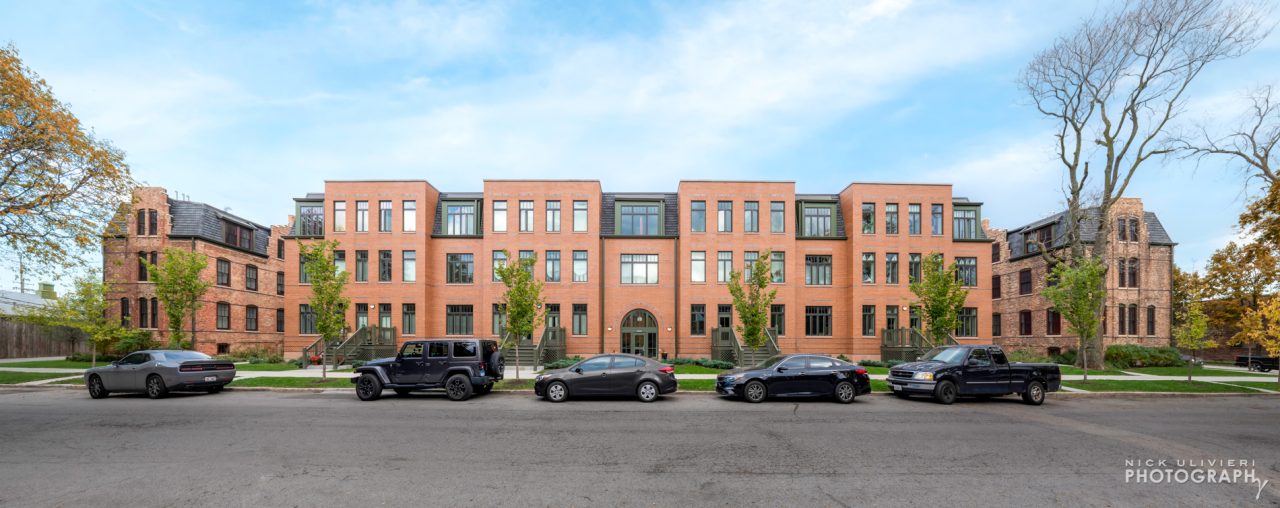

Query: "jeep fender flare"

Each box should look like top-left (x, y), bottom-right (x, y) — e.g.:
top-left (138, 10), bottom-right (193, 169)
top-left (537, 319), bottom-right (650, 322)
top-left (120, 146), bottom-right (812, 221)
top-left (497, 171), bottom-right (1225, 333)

top-left (355, 366), bottom-right (392, 385)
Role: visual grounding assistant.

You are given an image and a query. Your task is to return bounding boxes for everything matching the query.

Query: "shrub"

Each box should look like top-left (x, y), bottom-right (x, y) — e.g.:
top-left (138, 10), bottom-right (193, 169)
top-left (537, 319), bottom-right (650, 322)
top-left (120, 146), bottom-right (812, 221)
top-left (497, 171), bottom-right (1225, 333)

top-left (113, 330), bottom-right (155, 355)
top-left (861, 359), bottom-right (903, 367)
top-left (1007, 349), bottom-right (1051, 364)
top-left (661, 357), bottom-right (735, 370)
top-left (1105, 345), bottom-right (1185, 368)
top-left (67, 352), bottom-right (120, 363)
top-left (249, 355), bottom-right (284, 364)
top-left (836, 354), bottom-right (851, 362)
top-left (1051, 349), bottom-right (1078, 366)
top-left (347, 360), bottom-right (365, 368)
top-left (542, 356), bottom-right (585, 370)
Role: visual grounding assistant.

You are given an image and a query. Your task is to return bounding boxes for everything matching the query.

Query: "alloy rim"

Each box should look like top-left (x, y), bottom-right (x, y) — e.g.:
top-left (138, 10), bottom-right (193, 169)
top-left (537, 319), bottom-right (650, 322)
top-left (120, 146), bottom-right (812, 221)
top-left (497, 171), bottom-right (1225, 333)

top-left (1032, 385), bottom-right (1043, 401)
top-left (89, 378), bottom-right (102, 397)
top-left (549, 384), bottom-right (565, 400)
top-left (942, 385), bottom-right (954, 400)
top-left (148, 378), bottom-right (160, 396)
top-left (837, 384), bottom-right (853, 401)
top-left (747, 384), bottom-right (764, 401)
top-left (640, 383), bottom-right (656, 400)
top-left (448, 379), bottom-right (466, 399)
top-left (358, 377), bottom-right (374, 398)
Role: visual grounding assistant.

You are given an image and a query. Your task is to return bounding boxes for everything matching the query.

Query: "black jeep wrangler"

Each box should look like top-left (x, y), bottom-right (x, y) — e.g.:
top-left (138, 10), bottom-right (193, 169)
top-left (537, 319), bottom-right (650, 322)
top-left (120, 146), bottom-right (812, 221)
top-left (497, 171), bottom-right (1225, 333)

top-left (352, 339), bottom-right (504, 401)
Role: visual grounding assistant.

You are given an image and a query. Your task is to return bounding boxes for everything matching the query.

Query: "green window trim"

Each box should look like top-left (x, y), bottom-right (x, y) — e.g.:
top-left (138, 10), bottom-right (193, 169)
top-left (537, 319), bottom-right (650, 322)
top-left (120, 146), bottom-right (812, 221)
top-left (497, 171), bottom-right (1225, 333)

top-left (795, 201), bottom-right (839, 238)
top-left (613, 200), bottom-right (665, 236)
top-left (439, 199), bottom-right (483, 237)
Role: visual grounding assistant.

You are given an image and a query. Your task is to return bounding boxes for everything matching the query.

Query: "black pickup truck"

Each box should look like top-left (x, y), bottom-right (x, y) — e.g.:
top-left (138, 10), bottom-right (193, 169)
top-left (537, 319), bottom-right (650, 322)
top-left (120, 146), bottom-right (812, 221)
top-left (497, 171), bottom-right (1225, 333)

top-left (886, 345), bottom-right (1061, 405)
top-left (1235, 355), bottom-right (1278, 373)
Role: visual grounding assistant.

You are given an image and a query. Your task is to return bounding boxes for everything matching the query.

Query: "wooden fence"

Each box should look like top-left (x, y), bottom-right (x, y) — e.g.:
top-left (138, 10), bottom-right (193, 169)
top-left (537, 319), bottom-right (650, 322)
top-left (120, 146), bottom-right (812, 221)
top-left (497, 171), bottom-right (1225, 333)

top-left (0, 318), bottom-right (90, 359)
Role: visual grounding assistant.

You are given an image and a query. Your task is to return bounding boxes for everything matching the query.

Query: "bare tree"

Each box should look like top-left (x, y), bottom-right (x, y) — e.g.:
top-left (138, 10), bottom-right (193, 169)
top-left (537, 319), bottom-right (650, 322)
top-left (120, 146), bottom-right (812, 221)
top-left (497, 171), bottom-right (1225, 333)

top-left (1180, 84), bottom-right (1278, 185)
top-left (1021, 0), bottom-right (1270, 366)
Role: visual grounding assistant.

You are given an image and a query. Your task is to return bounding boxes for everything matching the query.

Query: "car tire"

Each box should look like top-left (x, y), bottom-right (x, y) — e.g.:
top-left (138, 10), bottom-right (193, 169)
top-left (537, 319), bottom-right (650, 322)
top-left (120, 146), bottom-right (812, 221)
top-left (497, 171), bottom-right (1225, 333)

top-left (637, 381), bottom-right (659, 402)
top-left (394, 388), bottom-right (412, 396)
top-left (1022, 381), bottom-right (1046, 406)
top-left (545, 381), bottom-right (568, 402)
top-left (833, 381), bottom-right (856, 404)
top-left (1250, 362), bottom-right (1260, 372)
top-left (206, 385), bottom-right (224, 394)
top-left (489, 351), bottom-right (506, 380)
top-left (743, 380), bottom-right (767, 403)
top-left (445, 374), bottom-right (473, 401)
top-left (933, 380), bottom-right (956, 405)
top-left (87, 375), bottom-right (109, 399)
top-left (356, 373), bottom-right (383, 401)
top-left (145, 375), bottom-right (168, 400)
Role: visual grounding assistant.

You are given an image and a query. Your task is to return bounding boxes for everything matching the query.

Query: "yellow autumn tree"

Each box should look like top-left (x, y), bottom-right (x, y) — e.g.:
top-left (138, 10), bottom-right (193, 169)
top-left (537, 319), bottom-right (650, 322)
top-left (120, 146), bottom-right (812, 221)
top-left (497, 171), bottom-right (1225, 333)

top-left (1235, 298), bottom-right (1280, 383)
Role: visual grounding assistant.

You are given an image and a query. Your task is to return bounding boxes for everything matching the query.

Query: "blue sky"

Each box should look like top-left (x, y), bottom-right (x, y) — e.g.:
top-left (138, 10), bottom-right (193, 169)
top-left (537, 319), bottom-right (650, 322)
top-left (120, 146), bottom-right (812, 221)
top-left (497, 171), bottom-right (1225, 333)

top-left (2, 0), bottom-right (1278, 288)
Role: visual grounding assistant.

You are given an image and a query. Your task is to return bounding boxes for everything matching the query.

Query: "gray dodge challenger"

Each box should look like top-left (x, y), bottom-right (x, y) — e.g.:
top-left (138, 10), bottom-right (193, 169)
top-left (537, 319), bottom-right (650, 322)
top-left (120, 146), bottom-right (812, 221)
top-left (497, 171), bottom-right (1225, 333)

top-left (84, 350), bottom-right (237, 399)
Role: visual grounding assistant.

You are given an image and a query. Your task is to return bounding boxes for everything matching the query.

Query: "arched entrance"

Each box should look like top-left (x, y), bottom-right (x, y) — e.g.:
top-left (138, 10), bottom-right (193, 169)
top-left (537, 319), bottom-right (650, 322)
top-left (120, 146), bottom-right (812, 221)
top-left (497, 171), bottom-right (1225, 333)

top-left (620, 309), bottom-right (658, 358)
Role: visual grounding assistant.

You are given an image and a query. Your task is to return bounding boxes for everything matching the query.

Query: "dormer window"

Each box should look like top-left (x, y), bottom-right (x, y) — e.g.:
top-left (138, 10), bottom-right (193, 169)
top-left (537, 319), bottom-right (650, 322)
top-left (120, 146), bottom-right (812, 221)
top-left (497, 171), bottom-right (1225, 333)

top-left (223, 221), bottom-right (253, 249)
top-left (799, 203), bottom-right (835, 237)
top-left (618, 202), bottom-right (661, 236)
top-left (444, 201), bottom-right (478, 235)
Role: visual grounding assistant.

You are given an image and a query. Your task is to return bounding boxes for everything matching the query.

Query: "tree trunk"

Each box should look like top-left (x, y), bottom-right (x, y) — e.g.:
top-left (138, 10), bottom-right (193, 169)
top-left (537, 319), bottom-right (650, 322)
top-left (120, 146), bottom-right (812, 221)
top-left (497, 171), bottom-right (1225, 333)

top-left (514, 335), bottom-right (521, 380)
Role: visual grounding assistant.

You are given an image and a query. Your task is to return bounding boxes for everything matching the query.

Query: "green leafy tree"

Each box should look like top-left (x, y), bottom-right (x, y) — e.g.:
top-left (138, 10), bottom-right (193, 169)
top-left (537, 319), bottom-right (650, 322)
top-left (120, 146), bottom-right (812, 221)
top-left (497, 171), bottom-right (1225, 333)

top-left (493, 249), bottom-right (545, 379)
top-left (300, 240), bottom-right (350, 379)
top-left (1041, 258), bottom-right (1107, 378)
top-left (908, 253), bottom-right (968, 347)
top-left (728, 251), bottom-right (777, 351)
top-left (144, 248), bottom-right (211, 350)
top-left (21, 270), bottom-right (119, 367)
top-left (1173, 302), bottom-right (1213, 382)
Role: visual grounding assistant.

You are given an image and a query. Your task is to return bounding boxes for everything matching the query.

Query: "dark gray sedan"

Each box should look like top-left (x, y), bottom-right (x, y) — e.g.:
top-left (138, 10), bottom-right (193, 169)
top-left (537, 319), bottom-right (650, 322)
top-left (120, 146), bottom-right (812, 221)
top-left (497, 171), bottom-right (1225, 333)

top-left (533, 354), bottom-right (677, 402)
top-left (84, 350), bottom-right (236, 399)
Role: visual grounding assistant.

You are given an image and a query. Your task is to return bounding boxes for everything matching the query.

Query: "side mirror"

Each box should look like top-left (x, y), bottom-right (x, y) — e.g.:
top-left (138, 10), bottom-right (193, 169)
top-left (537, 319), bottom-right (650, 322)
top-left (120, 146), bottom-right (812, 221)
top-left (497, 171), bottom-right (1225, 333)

top-left (573, 367), bottom-right (583, 374)
top-left (776, 366), bottom-right (788, 372)
top-left (110, 361), bottom-right (119, 367)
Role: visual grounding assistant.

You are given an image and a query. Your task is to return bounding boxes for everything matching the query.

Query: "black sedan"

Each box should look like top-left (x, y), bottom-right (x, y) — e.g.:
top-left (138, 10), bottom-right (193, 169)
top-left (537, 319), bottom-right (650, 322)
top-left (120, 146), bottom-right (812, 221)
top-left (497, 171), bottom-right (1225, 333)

top-left (716, 354), bottom-right (871, 403)
top-left (534, 354), bottom-right (677, 402)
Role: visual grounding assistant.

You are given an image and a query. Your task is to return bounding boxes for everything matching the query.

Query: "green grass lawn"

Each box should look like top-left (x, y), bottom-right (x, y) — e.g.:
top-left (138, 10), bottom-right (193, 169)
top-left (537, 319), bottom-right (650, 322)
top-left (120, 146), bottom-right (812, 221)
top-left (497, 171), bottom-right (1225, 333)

top-left (870, 379), bottom-right (889, 392)
top-left (1218, 381), bottom-right (1280, 391)
top-left (228, 377), bottom-right (354, 389)
top-left (493, 379), bottom-right (535, 390)
top-left (1062, 380), bottom-right (1258, 393)
top-left (672, 364), bottom-right (725, 375)
top-left (678, 379), bottom-right (716, 391)
top-left (1123, 366), bottom-right (1269, 377)
top-left (1057, 365), bottom-right (1129, 376)
top-left (234, 363), bottom-right (303, 371)
top-left (0, 372), bottom-right (78, 384)
top-left (54, 377), bottom-right (86, 385)
top-left (0, 359), bottom-right (98, 369)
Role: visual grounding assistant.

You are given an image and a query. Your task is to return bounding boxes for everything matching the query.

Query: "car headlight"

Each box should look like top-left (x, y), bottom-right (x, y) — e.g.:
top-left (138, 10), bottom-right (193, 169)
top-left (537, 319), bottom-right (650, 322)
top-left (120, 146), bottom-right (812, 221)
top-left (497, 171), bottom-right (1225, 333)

top-left (913, 371), bottom-right (934, 381)
top-left (534, 374), bottom-right (544, 382)
top-left (731, 373), bottom-right (747, 381)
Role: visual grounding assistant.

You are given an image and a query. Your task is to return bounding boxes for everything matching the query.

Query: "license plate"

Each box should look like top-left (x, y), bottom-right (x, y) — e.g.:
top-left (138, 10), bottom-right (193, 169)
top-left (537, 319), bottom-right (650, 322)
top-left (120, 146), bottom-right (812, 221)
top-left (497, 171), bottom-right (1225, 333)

top-left (204, 376), bottom-right (217, 382)
top-left (892, 384), bottom-right (901, 391)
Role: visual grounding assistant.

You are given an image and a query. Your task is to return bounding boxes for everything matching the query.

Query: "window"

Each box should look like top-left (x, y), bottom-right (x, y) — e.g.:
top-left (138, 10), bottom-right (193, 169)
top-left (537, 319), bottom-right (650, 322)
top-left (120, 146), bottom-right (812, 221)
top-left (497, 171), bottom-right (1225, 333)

top-left (492, 303), bottom-right (507, 338)
top-left (445, 202), bottom-right (476, 235)
top-left (862, 203), bottom-right (875, 234)
top-left (717, 201), bottom-right (732, 232)
top-left (299, 253), bottom-right (310, 284)
top-left (572, 304), bottom-right (588, 335)
top-left (691, 251), bottom-right (706, 283)
top-left (717, 251), bottom-right (733, 283)
top-left (216, 302), bottom-right (230, 330)
top-left (245, 306), bottom-right (258, 331)
top-left (885, 204), bottom-right (899, 234)
top-left (572, 251), bottom-right (588, 282)
top-left (956, 257), bottom-right (977, 287)
top-left (1147, 306), bottom-right (1156, 335)
top-left (545, 251), bottom-right (561, 282)
top-left (579, 356), bottom-right (610, 372)
top-left (216, 259), bottom-right (230, 286)
top-left (1127, 304), bottom-right (1138, 335)
top-left (427, 342), bottom-right (448, 358)
top-left (489, 251), bottom-right (507, 281)
top-left (222, 222), bottom-right (253, 250)
top-left (1019, 269), bottom-right (1032, 295)
top-left (992, 242), bottom-right (1001, 262)
top-left (801, 205), bottom-right (833, 237)
top-left (148, 209), bottom-right (157, 235)
top-left (356, 201), bottom-right (368, 232)
top-left (299, 305), bottom-right (315, 334)
top-left (860, 305), bottom-right (876, 336)
top-left (355, 304), bottom-right (368, 328)
top-left (519, 250), bottom-right (534, 276)
top-left (573, 201), bottom-right (588, 232)
top-left (718, 305), bottom-right (732, 328)
top-left (807, 306), bottom-right (833, 336)
top-left (909, 253), bottom-right (922, 283)
top-left (805, 255), bottom-right (832, 285)
top-left (953, 209), bottom-right (978, 239)
top-left (446, 254), bottom-right (473, 284)
top-left (691, 304), bottom-right (706, 335)
top-left (1117, 304), bottom-right (1127, 335)
top-left (955, 308), bottom-right (977, 337)
top-left (138, 297), bottom-right (148, 328)
top-left (378, 250), bottom-right (392, 282)
top-left (276, 308), bottom-right (284, 333)
top-left (519, 200), bottom-right (534, 232)
top-left (120, 298), bottom-right (130, 328)
top-left (378, 303), bottom-right (392, 328)
top-left (400, 304), bottom-right (416, 335)
top-left (150, 298), bottom-right (157, 328)
top-left (453, 341), bottom-right (477, 358)
top-left (299, 205), bottom-right (323, 236)
top-left (691, 201), bottom-right (706, 232)
top-left (992, 313), bottom-right (1002, 337)
top-left (546, 201), bottom-right (560, 232)
top-left (402, 200), bottom-right (416, 232)
top-left (545, 304), bottom-right (560, 328)
top-left (1118, 218), bottom-right (1131, 241)
top-left (136, 210), bottom-right (145, 235)
top-left (861, 253), bottom-right (875, 284)
top-left (910, 307), bottom-right (921, 330)
top-left (493, 201), bottom-right (507, 232)
top-left (771, 252), bottom-right (785, 283)
top-left (744, 251), bottom-right (758, 278)
top-left (446, 305), bottom-right (473, 335)
top-left (620, 203), bottom-right (660, 235)
top-left (770, 304), bottom-right (785, 336)
top-left (355, 250), bottom-right (368, 282)
top-left (277, 239), bottom-right (284, 259)
top-left (885, 253), bottom-right (899, 284)
top-left (992, 275), bottom-right (1001, 299)
top-left (621, 254), bottom-right (658, 284)
top-left (931, 204), bottom-right (944, 235)
top-left (908, 204), bottom-right (921, 234)
top-left (245, 265), bottom-right (258, 291)
top-left (137, 252), bottom-right (148, 281)
top-left (1129, 258), bottom-right (1139, 288)
top-left (744, 202), bottom-right (759, 233)
top-left (402, 251), bottom-right (416, 282)
top-left (333, 201), bottom-right (347, 232)
top-left (1019, 310), bottom-right (1032, 335)
top-left (770, 201), bottom-right (785, 233)
top-left (378, 201), bottom-right (392, 232)
top-left (1047, 309), bottom-right (1062, 336)
top-left (273, 272), bottom-right (283, 297)
top-left (1129, 218), bottom-right (1139, 242)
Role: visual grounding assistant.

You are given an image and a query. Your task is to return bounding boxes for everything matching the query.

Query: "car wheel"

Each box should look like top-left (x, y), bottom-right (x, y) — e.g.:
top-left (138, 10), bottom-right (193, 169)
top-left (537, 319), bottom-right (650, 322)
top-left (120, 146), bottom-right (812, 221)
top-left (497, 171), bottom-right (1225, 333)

top-left (356, 373), bottom-right (383, 401)
top-left (1250, 362), bottom-right (1260, 372)
top-left (743, 380), bottom-right (767, 403)
top-left (933, 380), bottom-right (956, 405)
top-left (87, 375), bottom-right (109, 399)
top-left (145, 375), bottom-right (168, 400)
top-left (546, 381), bottom-right (568, 402)
top-left (489, 351), bottom-right (506, 380)
top-left (833, 381), bottom-right (856, 404)
top-left (206, 385), bottom-right (224, 394)
top-left (1022, 381), bottom-right (1046, 406)
top-left (445, 374), bottom-right (473, 401)
top-left (394, 388), bottom-right (412, 396)
top-left (637, 381), bottom-right (659, 402)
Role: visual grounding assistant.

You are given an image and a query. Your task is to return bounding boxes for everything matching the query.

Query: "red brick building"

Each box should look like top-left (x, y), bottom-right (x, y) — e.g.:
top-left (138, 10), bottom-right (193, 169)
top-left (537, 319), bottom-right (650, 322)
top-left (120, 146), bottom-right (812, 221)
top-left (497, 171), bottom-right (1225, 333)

top-left (282, 180), bottom-right (993, 360)
top-left (986, 197), bottom-right (1175, 355)
top-left (104, 187), bottom-right (287, 356)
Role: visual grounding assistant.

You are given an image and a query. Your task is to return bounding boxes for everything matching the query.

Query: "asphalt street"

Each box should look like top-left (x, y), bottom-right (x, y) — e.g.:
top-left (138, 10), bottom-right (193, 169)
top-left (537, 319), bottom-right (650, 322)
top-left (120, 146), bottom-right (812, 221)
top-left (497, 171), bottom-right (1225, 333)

top-left (0, 388), bottom-right (1277, 507)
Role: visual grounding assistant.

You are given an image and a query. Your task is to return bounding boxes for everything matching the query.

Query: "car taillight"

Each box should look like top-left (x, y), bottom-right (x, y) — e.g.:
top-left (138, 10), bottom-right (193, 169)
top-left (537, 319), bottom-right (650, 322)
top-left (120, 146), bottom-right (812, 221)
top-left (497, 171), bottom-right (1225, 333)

top-left (179, 365), bottom-right (201, 372)
top-left (659, 366), bottom-right (674, 374)
top-left (854, 369), bottom-right (867, 375)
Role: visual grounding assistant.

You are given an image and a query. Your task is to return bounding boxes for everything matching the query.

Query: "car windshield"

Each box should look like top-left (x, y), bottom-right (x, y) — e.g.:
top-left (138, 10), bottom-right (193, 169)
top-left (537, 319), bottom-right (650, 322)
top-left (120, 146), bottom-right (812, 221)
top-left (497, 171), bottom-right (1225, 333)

top-left (920, 347), bottom-right (967, 364)
top-left (161, 351), bottom-right (211, 361)
top-left (754, 356), bottom-right (786, 369)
